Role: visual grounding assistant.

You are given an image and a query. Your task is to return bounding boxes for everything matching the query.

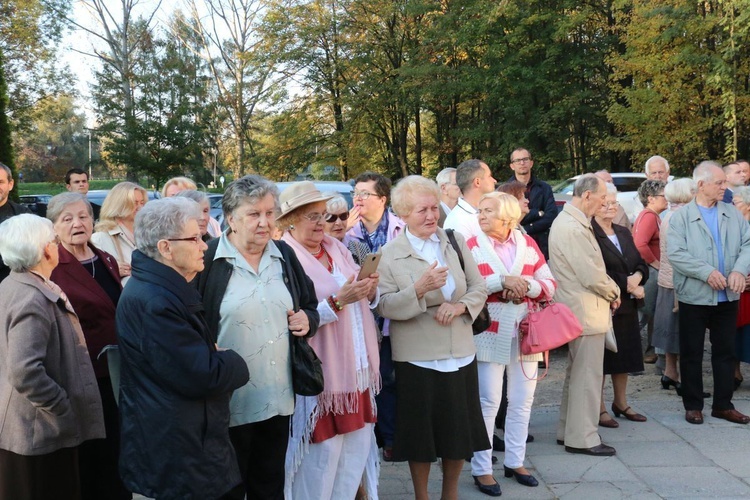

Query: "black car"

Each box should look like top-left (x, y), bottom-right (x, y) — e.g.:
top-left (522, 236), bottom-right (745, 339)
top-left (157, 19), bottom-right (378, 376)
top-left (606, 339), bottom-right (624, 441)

top-left (19, 194), bottom-right (52, 218)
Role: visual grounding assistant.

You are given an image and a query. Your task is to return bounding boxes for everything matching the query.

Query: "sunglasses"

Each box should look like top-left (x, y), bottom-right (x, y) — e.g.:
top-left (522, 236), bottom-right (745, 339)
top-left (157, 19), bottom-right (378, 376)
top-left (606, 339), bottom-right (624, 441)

top-left (324, 211), bottom-right (350, 223)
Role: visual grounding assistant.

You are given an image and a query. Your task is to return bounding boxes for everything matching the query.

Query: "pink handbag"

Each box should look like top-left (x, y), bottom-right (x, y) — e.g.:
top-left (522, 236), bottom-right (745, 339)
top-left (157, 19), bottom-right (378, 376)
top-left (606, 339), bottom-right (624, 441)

top-left (519, 300), bottom-right (583, 356)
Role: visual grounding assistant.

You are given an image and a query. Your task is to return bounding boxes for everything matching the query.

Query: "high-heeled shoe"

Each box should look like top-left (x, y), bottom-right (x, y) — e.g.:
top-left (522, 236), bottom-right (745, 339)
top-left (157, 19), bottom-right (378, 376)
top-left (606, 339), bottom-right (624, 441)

top-left (504, 466), bottom-right (539, 487)
top-left (598, 410), bottom-right (619, 428)
top-left (661, 375), bottom-right (679, 390)
top-left (611, 403), bottom-right (647, 422)
top-left (472, 475), bottom-right (502, 496)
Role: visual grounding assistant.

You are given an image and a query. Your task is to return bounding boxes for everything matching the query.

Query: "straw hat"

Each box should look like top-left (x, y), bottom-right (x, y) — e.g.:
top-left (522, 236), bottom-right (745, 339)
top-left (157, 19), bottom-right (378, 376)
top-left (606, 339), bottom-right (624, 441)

top-left (278, 181), bottom-right (335, 219)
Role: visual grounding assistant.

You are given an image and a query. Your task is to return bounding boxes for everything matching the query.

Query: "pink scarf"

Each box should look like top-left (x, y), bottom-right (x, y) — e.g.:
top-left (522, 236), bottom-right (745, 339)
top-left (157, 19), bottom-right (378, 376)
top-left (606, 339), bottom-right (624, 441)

top-left (281, 233), bottom-right (381, 414)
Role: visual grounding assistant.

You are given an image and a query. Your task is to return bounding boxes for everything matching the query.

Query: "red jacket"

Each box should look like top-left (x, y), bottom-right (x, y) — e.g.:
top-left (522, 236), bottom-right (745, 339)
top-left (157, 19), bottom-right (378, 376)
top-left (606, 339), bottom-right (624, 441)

top-left (50, 243), bottom-right (122, 378)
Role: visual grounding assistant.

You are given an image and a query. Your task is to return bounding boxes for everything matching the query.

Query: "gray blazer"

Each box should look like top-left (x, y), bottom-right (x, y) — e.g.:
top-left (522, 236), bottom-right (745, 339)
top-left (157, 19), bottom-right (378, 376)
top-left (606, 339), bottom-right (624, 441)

top-left (0, 272), bottom-right (105, 456)
top-left (667, 200), bottom-right (750, 305)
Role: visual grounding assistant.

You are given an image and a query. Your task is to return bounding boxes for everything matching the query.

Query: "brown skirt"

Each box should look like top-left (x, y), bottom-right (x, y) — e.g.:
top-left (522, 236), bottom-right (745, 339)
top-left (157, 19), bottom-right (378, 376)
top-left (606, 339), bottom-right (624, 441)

top-left (0, 446), bottom-right (80, 500)
top-left (392, 358), bottom-right (489, 462)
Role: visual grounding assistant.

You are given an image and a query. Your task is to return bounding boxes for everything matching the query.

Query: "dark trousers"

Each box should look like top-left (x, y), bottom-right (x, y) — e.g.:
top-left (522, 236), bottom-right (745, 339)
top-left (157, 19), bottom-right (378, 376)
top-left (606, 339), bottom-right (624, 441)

top-left (226, 415), bottom-right (290, 500)
top-left (375, 336), bottom-right (397, 447)
top-left (0, 446), bottom-right (80, 500)
top-left (79, 377), bottom-right (131, 500)
top-left (678, 301), bottom-right (738, 411)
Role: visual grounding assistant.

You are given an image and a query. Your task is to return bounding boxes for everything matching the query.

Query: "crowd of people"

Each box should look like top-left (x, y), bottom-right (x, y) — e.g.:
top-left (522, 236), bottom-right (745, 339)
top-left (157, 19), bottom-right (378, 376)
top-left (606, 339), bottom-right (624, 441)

top-left (1, 153), bottom-right (750, 499)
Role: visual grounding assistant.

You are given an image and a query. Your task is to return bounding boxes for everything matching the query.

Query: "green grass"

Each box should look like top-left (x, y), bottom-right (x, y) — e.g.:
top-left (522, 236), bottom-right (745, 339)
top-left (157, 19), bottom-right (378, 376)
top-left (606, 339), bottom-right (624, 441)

top-left (18, 180), bottom-right (123, 196)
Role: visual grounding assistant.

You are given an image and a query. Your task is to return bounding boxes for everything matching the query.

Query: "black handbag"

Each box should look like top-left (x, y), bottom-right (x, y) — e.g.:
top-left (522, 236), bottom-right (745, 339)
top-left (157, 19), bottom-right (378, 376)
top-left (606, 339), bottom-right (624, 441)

top-left (445, 229), bottom-right (491, 335)
top-left (276, 241), bottom-right (324, 396)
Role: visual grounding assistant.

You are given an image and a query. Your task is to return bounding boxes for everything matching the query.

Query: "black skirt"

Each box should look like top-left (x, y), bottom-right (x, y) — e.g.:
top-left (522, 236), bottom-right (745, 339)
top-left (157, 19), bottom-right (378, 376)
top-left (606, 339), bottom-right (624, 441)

top-left (604, 303), bottom-right (645, 375)
top-left (392, 358), bottom-right (489, 462)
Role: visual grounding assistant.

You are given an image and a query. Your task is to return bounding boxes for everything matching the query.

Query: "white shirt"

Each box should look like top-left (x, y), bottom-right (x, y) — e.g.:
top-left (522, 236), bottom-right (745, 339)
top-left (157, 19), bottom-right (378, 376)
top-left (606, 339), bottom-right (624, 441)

top-left (443, 198), bottom-right (481, 240)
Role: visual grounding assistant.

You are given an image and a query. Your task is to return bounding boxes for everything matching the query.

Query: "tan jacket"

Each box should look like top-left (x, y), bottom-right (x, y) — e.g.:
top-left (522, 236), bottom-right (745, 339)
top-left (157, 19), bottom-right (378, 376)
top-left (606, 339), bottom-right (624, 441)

top-left (377, 228), bottom-right (488, 362)
top-left (0, 272), bottom-right (105, 456)
top-left (549, 204), bottom-right (620, 335)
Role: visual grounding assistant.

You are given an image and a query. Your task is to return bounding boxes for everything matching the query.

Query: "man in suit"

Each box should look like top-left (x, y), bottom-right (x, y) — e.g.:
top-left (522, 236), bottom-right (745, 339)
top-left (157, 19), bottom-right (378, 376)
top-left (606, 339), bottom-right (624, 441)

top-left (722, 161), bottom-right (748, 204)
top-left (508, 148), bottom-right (557, 258)
top-left (436, 167), bottom-right (459, 227)
top-left (550, 174), bottom-right (621, 456)
top-left (0, 162), bottom-right (31, 282)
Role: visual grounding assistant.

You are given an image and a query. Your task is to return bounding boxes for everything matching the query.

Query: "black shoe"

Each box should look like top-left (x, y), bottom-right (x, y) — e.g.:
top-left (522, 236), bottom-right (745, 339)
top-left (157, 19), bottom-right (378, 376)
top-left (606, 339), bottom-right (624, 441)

top-left (465, 455), bottom-right (498, 464)
top-left (472, 475), bottom-right (502, 497)
top-left (565, 443), bottom-right (616, 456)
top-left (504, 466), bottom-right (539, 487)
top-left (556, 439), bottom-right (564, 446)
top-left (661, 375), bottom-right (679, 390)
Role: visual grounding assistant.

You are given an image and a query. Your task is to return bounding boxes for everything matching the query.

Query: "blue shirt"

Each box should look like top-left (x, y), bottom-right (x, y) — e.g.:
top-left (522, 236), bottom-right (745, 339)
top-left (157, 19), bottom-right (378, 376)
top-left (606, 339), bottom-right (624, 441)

top-left (697, 204), bottom-right (727, 302)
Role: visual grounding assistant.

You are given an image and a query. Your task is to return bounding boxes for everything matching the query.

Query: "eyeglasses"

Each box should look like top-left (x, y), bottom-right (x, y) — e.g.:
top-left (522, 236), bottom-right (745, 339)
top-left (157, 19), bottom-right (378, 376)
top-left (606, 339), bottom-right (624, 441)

top-left (606, 201), bottom-right (620, 207)
top-left (301, 212), bottom-right (325, 223)
top-left (167, 236), bottom-right (202, 243)
top-left (511, 157), bottom-right (532, 164)
top-left (324, 211), bottom-right (349, 223)
top-left (352, 190), bottom-right (378, 200)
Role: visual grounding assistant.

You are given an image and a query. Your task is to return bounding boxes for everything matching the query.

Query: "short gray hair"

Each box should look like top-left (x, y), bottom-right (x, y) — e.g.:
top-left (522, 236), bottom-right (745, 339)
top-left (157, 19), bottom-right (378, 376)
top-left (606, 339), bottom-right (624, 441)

top-left (46, 192), bottom-right (93, 223)
top-left (455, 159), bottom-right (486, 193)
top-left (0, 214), bottom-right (55, 272)
top-left (175, 189), bottom-right (209, 205)
top-left (436, 167), bottom-right (456, 188)
top-left (325, 194), bottom-right (348, 214)
top-left (733, 186), bottom-right (750, 205)
top-left (638, 179), bottom-right (666, 206)
top-left (135, 197), bottom-right (201, 260)
top-left (391, 175), bottom-right (440, 218)
top-left (693, 160), bottom-right (723, 183)
top-left (572, 174), bottom-right (602, 197)
top-left (222, 175), bottom-right (278, 217)
top-left (0, 162), bottom-right (11, 179)
top-left (664, 178), bottom-right (696, 204)
top-left (645, 155), bottom-right (670, 175)
top-left (605, 182), bottom-right (617, 195)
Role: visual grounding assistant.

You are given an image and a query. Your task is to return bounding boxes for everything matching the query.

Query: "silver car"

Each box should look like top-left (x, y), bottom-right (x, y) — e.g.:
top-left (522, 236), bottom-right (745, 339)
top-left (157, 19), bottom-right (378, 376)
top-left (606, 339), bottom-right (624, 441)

top-left (552, 173), bottom-right (647, 223)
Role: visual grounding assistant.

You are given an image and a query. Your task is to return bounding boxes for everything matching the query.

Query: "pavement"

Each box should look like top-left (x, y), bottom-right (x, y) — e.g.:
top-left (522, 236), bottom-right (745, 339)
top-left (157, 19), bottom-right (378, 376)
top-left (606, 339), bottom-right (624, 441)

top-left (379, 396), bottom-right (750, 499)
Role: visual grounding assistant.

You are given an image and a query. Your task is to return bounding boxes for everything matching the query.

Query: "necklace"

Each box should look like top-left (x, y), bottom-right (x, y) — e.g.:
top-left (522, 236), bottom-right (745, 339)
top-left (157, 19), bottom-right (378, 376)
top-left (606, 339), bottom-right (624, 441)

top-left (82, 255), bottom-right (96, 278)
top-left (311, 246), bottom-right (325, 259)
top-left (311, 246), bottom-right (333, 273)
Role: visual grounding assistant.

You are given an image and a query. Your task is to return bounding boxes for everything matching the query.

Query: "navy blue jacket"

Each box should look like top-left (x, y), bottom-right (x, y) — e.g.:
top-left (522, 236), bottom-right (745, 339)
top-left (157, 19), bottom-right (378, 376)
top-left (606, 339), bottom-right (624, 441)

top-left (510, 174), bottom-right (558, 259)
top-left (116, 250), bottom-right (250, 500)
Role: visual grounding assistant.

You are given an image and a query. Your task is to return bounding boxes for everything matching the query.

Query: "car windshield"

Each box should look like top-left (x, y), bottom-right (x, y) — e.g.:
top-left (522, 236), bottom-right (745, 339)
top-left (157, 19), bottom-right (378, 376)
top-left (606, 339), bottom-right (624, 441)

top-left (553, 176), bottom-right (644, 194)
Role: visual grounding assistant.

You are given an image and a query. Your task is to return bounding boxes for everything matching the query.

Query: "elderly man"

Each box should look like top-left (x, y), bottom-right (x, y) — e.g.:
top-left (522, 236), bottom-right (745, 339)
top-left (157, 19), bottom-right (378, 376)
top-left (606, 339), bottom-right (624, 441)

top-left (594, 170), bottom-right (631, 230)
top-left (444, 159), bottom-right (497, 238)
top-left (550, 174), bottom-right (621, 456)
top-left (645, 155), bottom-right (670, 181)
top-left (722, 162), bottom-right (748, 204)
top-left (0, 163), bottom-right (30, 282)
top-left (436, 167), bottom-right (460, 227)
top-left (507, 148), bottom-right (557, 258)
top-left (667, 161), bottom-right (750, 425)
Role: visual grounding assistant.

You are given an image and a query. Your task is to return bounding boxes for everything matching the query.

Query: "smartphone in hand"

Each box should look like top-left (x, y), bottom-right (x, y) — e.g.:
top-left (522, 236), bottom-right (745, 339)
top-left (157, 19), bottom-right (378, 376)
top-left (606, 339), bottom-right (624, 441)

top-left (357, 253), bottom-right (381, 281)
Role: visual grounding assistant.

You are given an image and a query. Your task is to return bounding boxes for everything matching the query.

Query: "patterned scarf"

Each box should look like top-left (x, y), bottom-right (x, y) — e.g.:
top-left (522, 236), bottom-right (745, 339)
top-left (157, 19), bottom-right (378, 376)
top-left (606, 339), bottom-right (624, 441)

top-left (360, 212), bottom-right (390, 252)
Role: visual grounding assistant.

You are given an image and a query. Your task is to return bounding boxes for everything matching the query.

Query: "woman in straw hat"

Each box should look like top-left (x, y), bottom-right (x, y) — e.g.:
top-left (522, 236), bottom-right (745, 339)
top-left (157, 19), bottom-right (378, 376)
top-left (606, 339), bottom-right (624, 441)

top-left (277, 181), bottom-right (382, 500)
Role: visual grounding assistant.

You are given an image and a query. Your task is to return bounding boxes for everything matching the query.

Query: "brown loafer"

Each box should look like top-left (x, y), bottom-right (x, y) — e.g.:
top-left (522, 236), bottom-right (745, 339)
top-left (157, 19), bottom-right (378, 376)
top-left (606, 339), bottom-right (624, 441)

top-left (685, 410), bottom-right (703, 424)
top-left (711, 408), bottom-right (750, 424)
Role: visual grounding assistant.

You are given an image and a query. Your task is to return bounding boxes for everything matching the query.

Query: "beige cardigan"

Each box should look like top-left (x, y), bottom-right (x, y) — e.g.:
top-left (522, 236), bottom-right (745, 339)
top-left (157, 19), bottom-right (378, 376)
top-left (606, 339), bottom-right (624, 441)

top-left (376, 228), bottom-right (488, 362)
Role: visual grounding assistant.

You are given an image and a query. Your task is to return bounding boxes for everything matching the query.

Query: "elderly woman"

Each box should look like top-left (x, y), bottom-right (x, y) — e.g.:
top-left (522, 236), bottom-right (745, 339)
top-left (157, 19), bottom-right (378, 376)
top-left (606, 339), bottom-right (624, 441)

top-left (324, 194), bottom-right (370, 266)
top-left (275, 181), bottom-right (381, 499)
top-left (116, 198), bottom-right (250, 499)
top-left (592, 184), bottom-right (649, 427)
top-left (197, 175), bottom-right (319, 500)
top-left (633, 179), bottom-right (668, 363)
top-left (377, 175), bottom-right (488, 500)
top-left (0, 214), bottom-right (105, 499)
top-left (733, 187), bottom-right (750, 388)
top-left (653, 179), bottom-right (698, 395)
top-left (90, 182), bottom-right (147, 284)
top-left (466, 192), bottom-right (556, 491)
top-left (163, 176), bottom-right (222, 237)
top-left (46, 193), bottom-right (130, 499)
top-left (345, 171), bottom-right (405, 460)
top-left (176, 190), bottom-right (214, 241)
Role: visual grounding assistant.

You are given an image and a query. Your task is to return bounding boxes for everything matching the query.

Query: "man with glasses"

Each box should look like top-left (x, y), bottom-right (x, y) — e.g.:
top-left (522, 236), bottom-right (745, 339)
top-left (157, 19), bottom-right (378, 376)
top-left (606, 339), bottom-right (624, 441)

top-left (436, 167), bottom-right (459, 227)
top-left (508, 148), bottom-right (557, 259)
top-left (444, 159), bottom-right (497, 239)
top-left (0, 162), bottom-right (30, 282)
top-left (344, 171), bottom-right (405, 462)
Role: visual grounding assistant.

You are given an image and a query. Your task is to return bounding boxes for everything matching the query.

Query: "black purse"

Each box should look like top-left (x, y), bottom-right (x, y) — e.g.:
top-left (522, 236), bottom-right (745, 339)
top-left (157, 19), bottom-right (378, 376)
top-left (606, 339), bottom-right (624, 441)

top-left (445, 230), bottom-right (491, 335)
top-left (276, 241), bottom-right (324, 396)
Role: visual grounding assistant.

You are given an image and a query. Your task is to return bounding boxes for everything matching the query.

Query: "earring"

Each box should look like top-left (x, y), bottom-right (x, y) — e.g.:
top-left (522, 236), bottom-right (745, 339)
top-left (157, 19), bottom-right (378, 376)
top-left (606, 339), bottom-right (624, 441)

top-left (289, 224), bottom-right (295, 230)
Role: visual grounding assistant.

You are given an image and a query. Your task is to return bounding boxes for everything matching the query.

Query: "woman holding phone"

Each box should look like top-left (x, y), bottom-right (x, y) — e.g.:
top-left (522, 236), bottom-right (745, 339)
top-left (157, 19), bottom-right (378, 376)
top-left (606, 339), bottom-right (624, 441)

top-left (277, 182), bottom-right (382, 499)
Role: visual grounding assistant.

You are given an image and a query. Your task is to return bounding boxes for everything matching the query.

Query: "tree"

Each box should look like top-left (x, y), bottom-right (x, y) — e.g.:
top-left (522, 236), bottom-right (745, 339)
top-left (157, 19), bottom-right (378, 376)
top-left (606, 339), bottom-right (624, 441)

top-left (0, 49), bottom-right (17, 199)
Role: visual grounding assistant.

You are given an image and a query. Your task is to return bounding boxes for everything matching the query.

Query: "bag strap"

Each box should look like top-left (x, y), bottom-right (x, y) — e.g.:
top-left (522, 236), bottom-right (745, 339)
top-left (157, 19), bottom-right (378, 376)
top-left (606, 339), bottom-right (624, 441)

top-left (445, 229), bottom-right (465, 272)
top-left (274, 240), bottom-right (300, 312)
top-left (520, 351), bottom-right (549, 381)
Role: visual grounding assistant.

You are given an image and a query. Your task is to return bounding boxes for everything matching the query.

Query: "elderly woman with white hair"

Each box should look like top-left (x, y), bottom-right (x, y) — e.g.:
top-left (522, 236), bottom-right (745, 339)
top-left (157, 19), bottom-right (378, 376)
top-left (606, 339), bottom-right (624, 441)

top-left (175, 189), bottom-right (214, 242)
top-left (466, 192), bottom-right (557, 492)
top-left (115, 197), bottom-right (250, 499)
top-left (377, 175), bottom-right (488, 500)
top-left (0, 214), bottom-right (105, 499)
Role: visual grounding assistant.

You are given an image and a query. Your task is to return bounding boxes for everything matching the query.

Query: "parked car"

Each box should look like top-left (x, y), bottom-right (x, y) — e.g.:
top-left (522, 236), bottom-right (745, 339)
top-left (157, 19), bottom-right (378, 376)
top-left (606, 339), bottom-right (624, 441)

top-left (208, 194), bottom-right (223, 221)
top-left (553, 172), bottom-right (647, 223)
top-left (19, 194), bottom-right (52, 218)
top-left (276, 181), bottom-right (354, 208)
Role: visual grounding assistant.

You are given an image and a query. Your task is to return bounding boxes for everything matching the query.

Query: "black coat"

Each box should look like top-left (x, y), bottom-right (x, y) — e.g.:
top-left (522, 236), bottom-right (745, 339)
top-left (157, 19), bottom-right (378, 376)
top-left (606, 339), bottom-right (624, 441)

top-left (592, 218), bottom-right (649, 316)
top-left (116, 250), bottom-right (250, 500)
top-left (0, 201), bottom-right (31, 283)
top-left (512, 174), bottom-right (558, 259)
